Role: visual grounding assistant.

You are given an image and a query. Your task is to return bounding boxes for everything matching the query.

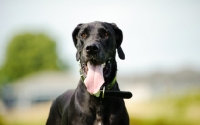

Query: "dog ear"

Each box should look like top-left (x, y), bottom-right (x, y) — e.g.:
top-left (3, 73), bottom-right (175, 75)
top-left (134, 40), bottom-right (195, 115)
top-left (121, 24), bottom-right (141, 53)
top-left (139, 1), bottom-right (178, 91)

top-left (110, 23), bottom-right (125, 60)
top-left (117, 46), bottom-right (125, 60)
top-left (72, 24), bottom-right (83, 61)
top-left (72, 23), bottom-right (82, 47)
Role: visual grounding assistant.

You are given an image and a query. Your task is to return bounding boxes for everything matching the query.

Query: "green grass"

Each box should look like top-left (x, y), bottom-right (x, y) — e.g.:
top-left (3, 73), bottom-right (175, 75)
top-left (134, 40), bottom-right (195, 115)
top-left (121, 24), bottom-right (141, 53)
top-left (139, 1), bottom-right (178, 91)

top-left (129, 90), bottom-right (200, 125)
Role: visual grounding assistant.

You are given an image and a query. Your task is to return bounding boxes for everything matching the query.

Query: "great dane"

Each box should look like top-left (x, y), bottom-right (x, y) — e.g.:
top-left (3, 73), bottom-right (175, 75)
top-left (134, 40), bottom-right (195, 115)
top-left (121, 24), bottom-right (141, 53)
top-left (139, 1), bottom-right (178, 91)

top-left (46, 21), bottom-right (132, 125)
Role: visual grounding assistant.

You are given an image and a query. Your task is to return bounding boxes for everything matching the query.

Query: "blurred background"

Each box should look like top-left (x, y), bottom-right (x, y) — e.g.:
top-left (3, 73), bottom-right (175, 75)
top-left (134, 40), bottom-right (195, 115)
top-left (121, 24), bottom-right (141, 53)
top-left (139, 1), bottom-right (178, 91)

top-left (0, 0), bottom-right (200, 125)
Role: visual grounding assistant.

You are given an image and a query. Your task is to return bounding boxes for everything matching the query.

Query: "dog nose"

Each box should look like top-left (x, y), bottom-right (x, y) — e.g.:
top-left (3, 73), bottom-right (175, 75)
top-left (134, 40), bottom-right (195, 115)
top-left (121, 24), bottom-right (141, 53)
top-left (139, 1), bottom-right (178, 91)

top-left (86, 44), bottom-right (100, 54)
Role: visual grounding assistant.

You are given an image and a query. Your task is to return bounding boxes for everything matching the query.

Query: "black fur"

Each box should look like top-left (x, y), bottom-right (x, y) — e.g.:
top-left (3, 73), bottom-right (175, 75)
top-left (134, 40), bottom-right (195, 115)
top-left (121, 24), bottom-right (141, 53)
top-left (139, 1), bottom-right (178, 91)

top-left (46, 21), bottom-right (129, 125)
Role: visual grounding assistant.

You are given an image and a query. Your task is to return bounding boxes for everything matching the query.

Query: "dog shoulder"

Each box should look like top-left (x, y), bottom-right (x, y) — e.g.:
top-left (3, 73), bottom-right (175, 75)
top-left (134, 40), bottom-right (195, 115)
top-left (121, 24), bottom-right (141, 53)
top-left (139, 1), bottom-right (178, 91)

top-left (46, 98), bottom-right (62, 125)
top-left (46, 89), bottom-right (75, 125)
top-left (57, 89), bottom-right (75, 109)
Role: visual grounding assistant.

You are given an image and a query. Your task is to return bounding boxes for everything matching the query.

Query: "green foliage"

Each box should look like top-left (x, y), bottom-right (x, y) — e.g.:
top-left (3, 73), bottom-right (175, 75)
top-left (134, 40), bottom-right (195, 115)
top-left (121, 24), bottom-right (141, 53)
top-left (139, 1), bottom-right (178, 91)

top-left (0, 115), bottom-right (5, 125)
top-left (129, 91), bottom-right (200, 125)
top-left (0, 33), bottom-right (66, 84)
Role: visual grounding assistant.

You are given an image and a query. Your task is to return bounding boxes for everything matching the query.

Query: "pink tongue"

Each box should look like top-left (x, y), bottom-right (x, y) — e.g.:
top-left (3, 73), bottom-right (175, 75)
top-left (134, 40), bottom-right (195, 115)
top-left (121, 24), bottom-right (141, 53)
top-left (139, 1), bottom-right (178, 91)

top-left (84, 62), bottom-right (105, 94)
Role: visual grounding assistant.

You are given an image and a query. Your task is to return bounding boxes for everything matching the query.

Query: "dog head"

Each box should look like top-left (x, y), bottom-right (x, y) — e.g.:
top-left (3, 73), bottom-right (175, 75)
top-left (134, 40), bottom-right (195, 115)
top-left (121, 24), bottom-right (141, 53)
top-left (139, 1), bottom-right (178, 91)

top-left (72, 21), bottom-right (125, 94)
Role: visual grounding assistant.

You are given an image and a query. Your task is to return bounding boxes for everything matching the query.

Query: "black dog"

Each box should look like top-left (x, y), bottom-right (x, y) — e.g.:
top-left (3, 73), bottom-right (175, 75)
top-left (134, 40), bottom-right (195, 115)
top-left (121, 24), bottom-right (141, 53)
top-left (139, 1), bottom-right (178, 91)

top-left (46, 21), bottom-right (132, 125)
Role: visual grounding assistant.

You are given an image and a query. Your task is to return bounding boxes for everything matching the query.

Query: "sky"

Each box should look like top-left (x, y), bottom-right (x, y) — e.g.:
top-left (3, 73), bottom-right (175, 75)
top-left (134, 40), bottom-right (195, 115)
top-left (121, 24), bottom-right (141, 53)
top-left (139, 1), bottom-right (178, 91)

top-left (1, 0), bottom-right (200, 76)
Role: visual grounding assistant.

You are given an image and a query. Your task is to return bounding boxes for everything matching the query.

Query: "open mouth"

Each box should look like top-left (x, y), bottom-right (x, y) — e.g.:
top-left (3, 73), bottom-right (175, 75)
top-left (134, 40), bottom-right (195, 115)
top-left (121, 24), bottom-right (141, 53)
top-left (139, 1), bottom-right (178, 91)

top-left (81, 59), bottom-right (112, 78)
top-left (80, 59), bottom-right (112, 94)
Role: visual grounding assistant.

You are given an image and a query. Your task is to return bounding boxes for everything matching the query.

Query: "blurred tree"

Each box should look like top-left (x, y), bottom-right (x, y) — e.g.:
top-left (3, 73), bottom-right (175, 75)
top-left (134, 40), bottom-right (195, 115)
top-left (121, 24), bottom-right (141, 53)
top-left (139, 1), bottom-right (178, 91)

top-left (0, 33), bottom-right (67, 84)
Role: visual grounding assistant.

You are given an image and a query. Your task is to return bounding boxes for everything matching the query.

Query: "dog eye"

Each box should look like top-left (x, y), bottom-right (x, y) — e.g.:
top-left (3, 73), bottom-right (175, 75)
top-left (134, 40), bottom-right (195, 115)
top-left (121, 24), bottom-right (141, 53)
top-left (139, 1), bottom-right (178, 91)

top-left (81, 33), bottom-right (87, 39)
top-left (104, 32), bottom-right (109, 37)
